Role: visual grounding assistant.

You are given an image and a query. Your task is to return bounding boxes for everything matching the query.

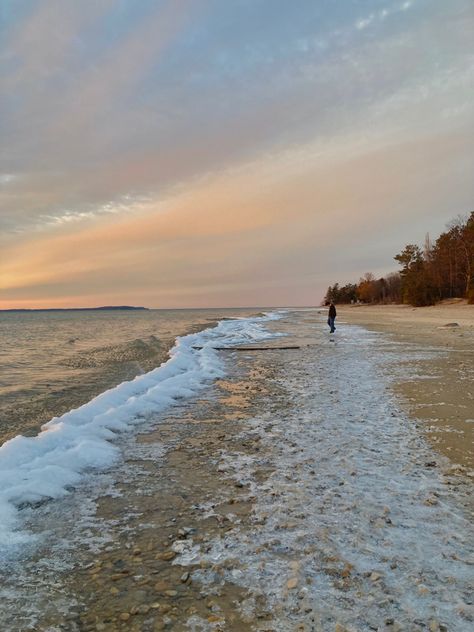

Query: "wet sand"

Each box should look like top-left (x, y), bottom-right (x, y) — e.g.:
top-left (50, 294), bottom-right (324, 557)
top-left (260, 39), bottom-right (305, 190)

top-left (2, 310), bottom-right (473, 631)
top-left (338, 302), bottom-right (474, 470)
top-left (4, 356), bottom-right (283, 631)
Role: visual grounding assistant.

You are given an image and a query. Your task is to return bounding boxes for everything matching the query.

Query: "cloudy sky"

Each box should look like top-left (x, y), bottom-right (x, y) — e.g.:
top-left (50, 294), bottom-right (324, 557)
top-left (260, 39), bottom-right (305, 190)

top-left (1, 0), bottom-right (473, 308)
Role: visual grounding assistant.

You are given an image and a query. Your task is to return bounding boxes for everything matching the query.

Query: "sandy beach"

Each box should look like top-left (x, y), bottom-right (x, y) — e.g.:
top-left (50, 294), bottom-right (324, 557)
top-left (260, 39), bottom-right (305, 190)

top-left (338, 302), bottom-right (474, 470)
top-left (2, 309), bottom-right (473, 631)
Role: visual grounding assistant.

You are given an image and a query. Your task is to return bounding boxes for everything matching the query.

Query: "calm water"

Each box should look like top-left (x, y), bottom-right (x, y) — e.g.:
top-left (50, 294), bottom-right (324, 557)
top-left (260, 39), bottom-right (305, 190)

top-left (0, 308), bottom-right (260, 445)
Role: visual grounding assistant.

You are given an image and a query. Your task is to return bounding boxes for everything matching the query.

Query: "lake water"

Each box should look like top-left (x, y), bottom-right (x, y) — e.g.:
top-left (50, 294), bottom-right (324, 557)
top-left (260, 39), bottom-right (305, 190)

top-left (0, 308), bottom-right (262, 445)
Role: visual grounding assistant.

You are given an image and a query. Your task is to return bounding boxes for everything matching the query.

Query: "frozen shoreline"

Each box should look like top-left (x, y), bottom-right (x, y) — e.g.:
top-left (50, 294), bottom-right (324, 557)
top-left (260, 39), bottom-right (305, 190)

top-left (1, 310), bottom-right (472, 631)
top-left (0, 311), bottom-right (283, 556)
top-left (339, 303), bottom-right (474, 469)
top-left (194, 314), bottom-right (473, 630)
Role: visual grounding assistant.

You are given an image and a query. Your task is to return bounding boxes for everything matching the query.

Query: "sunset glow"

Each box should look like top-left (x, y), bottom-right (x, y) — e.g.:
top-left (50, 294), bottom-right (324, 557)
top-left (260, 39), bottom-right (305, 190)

top-left (1, 0), bottom-right (473, 308)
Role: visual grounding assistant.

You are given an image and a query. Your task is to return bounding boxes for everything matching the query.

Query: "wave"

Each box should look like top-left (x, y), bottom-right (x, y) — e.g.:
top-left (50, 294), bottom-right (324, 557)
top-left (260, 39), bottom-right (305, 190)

top-left (0, 312), bottom-right (283, 554)
top-left (60, 335), bottom-right (164, 369)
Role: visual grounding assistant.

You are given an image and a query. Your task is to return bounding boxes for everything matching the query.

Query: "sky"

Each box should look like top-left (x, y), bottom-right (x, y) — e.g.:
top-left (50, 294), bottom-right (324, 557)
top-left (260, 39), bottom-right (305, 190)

top-left (1, 0), bottom-right (473, 309)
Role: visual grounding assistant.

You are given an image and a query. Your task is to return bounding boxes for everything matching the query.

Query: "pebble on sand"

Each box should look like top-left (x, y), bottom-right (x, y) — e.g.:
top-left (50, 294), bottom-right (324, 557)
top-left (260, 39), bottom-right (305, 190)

top-left (157, 550), bottom-right (177, 561)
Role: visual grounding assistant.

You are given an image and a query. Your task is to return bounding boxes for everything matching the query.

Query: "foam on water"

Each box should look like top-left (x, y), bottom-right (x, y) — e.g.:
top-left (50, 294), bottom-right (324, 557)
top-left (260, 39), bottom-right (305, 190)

top-left (0, 311), bottom-right (283, 554)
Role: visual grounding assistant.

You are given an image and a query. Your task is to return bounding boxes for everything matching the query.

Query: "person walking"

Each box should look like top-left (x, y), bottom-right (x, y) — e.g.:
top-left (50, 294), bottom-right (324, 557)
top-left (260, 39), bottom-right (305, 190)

top-left (327, 301), bottom-right (337, 333)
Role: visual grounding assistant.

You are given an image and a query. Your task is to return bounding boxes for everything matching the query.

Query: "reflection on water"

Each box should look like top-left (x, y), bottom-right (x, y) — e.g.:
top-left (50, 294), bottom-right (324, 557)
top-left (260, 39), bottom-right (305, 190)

top-left (0, 308), bottom-right (260, 444)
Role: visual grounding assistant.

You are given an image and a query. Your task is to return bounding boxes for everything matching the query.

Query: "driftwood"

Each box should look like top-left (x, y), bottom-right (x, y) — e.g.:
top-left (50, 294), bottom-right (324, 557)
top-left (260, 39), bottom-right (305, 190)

top-left (192, 346), bottom-right (300, 351)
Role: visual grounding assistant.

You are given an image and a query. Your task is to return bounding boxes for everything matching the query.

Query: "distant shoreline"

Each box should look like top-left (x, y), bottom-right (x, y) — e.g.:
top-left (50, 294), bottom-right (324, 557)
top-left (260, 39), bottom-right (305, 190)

top-left (0, 306), bottom-right (149, 312)
top-left (0, 305), bottom-right (310, 313)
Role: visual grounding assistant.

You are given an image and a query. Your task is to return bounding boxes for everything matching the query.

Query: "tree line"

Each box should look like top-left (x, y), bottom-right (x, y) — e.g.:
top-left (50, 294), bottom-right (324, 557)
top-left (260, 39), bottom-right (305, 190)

top-left (325, 212), bottom-right (474, 307)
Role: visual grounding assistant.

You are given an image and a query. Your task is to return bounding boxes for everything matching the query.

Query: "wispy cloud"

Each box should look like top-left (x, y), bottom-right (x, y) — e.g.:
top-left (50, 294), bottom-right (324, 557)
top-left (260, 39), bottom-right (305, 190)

top-left (355, 1), bottom-right (415, 31)
top-left (0, 173), bottom-right (16, 185)
top-left (38, 194), bottom-right (151, 226)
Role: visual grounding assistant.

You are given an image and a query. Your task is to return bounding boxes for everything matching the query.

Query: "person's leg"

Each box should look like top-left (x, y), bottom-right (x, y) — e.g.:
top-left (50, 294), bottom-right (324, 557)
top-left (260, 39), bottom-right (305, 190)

top-left (329, 317), bottom-right (335, 333)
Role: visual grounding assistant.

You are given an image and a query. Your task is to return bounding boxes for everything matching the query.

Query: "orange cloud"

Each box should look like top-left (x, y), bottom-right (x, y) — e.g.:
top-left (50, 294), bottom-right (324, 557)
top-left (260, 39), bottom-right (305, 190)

top-left (1, 127), bottom-right (471, 308)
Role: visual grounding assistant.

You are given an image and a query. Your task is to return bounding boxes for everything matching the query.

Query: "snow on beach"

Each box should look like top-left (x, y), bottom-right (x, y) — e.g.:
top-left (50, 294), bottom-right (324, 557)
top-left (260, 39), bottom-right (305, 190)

top-left (175, 319), bottom-right (473, 631)
top-left (0, 312), bottom-right (283, 555)
top-left (0, 310), bottom-right (472, 631)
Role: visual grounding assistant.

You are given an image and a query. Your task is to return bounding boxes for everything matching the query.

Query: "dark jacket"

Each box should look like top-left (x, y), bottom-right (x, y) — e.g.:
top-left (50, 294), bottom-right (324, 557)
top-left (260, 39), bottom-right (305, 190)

top-left (328, 304), bottom-right (337, 319)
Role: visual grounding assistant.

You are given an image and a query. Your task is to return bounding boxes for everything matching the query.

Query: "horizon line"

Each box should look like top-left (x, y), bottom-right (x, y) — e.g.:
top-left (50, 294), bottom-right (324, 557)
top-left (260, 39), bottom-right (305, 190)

top-left (0, 304), bottom-right (322, 312)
